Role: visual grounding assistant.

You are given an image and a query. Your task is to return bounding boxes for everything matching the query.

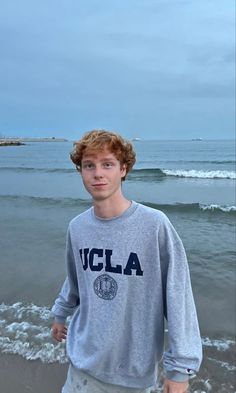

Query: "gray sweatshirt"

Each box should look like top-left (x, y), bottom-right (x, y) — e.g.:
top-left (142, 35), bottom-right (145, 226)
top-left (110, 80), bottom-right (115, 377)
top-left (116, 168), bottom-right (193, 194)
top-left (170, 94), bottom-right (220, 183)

top-left (52, 201), bottom-right (202, 388)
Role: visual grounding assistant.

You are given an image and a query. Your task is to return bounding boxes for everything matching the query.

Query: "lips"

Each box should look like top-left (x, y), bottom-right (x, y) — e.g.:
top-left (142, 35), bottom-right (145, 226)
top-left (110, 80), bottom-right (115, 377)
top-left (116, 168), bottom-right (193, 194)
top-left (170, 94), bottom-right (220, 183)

top-left (92, 183), bottom-right (107, 187)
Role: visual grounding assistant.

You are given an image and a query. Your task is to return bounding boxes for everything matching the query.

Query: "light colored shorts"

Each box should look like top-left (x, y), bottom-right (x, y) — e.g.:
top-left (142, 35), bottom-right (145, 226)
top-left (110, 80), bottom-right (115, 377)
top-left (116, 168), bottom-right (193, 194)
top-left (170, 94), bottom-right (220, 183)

top-left (62, 364), bottom-right (153, 393)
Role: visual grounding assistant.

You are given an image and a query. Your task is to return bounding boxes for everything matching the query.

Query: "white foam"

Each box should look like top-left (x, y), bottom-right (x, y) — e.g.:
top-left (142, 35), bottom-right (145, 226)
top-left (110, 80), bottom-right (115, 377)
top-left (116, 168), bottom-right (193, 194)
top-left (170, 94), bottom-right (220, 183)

top-left (163, 169), bottom-right (236, 179)
top-left (6, 321), bottom-right (40, 333)
top-left (15, 331), bottom-right (29, 340)
top-left (0, 302), bottom-right (68, 363)
top-left (1, 302), bottom-right (235, 367)
top-left (207, 357), bottom-right (236, 372)
top-left (0, 337), bottom-right (68, 363)
top-left (0, 319), bottom-right (6, 327)
top-left (35, 331), bottom-right (52, 340)
top-left (202, 337), bottom-right (235, 351)
top-left (0, 302), bottom-right (51, 320)
top-left (200, 204), bottom-right (236, 213)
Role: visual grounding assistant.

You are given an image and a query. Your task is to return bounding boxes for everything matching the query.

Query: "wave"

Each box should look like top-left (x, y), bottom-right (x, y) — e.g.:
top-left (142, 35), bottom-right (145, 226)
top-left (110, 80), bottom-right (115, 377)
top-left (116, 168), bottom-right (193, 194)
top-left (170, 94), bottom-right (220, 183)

top-left (202, 337), bottom-right (236, 352)
top-left (129, 168), bottom-right (236, 180)
top-left (0, 302), bottom-right (235, 369)
top-left (0, 195), bottom-right (91, 208)
top-left (0, 302), bottom-right (68, 363)
top-left (1, 166), bottom-right (235, 179)
top-left (0, 166), bottom-right (74, 174)
top-left (206, 357), bottom-right (236, 372)
top-left (199, 204), bottom-right (236, 213)
top-left (162, 169), bottom-right (236, 179)
top-left (182, 160), bottom-right (235, 164)
top-left (162, 160), bottom-right (236, 165)
top-left (0, 195), bottom-right (235, 215)
top-left (142, 202), bottom-right (236, 215)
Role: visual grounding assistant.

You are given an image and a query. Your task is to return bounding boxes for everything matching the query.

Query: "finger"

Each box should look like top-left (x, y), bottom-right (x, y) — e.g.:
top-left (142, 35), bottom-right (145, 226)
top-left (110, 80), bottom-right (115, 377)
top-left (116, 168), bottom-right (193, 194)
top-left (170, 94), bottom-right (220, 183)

top-left (58, 330), bottom-right (67, 338)
top-left (57, 326), bottom-right (67, 333)
top-left (163, 384), bottom-right (168, 393)
top-left (53, 335), bottom-right (61, 342)
top-left (53, 334), bottom-right (61, 342)
top-left (52, 330), bottom-right (61, 341)
top-left (55, 334), bottom-right (64, 343)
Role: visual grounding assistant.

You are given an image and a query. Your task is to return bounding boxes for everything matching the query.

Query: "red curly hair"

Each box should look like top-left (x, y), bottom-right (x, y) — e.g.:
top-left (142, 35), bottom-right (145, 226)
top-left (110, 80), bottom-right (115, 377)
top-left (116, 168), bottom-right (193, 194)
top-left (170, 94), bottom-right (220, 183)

top-left (70, 130), bottom-right (136, 181)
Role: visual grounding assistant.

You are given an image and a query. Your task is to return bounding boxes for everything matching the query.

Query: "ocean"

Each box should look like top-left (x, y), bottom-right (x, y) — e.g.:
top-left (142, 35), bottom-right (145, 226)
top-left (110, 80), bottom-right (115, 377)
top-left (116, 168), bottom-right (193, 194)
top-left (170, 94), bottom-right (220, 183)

top-left (0, 139), bottom-right (235, 392)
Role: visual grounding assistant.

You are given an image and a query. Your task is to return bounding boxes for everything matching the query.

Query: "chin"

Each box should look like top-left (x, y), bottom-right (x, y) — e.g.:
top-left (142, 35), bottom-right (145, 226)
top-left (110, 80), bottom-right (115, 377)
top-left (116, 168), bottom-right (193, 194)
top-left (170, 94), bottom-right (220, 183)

top-left (91, 193), bottom-right (107, 201)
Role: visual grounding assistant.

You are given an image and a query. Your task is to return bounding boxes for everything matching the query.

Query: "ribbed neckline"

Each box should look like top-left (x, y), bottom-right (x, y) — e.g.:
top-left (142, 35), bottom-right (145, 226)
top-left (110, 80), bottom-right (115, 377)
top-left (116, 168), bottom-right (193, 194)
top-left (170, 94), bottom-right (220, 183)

top-left (90, 201), bottom-right (138, 224)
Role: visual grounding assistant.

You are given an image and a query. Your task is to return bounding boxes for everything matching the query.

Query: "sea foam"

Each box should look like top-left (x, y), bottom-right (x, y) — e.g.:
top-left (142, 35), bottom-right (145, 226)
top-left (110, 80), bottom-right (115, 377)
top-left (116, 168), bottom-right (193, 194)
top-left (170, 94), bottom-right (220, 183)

top-left (162, 169), bottom-right (236, 179)
top-left (199, 204), bottom-right (236, 213)
top-left (0, 302), bottom-right (236, 367)
top-left (0, 302), bottom-right (68, 363)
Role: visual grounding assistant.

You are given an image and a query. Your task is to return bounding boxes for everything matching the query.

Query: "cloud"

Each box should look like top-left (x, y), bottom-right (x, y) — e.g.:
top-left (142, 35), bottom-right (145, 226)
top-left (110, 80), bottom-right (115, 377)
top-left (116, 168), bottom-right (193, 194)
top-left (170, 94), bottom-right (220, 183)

top-left (0, 0), bottom-right (234, 138)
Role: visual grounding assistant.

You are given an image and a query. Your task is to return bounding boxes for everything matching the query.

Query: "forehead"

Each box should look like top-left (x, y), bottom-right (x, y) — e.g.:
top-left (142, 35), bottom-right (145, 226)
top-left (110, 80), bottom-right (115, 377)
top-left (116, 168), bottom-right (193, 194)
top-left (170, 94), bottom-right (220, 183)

top-left (82, 147), bottom-right (118, 161)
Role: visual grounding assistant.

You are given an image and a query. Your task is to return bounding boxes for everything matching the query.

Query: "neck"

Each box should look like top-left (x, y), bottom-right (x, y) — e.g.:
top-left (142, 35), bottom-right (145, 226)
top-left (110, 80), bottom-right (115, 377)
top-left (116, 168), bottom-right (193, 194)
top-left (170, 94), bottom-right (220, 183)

top-left (93, 195), bottom-right (131, 219)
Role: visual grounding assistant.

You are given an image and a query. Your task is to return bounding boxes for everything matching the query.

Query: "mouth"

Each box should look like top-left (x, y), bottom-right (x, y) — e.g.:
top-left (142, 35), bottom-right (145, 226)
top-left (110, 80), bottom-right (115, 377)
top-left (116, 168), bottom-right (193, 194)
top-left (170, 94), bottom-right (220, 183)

top-left (92, 183), bottom-right (107, 187)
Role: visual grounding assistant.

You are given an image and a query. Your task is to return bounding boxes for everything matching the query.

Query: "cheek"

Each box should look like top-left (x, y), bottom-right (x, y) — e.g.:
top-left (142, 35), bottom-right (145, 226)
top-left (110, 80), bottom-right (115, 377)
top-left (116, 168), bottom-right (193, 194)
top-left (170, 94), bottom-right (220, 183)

top-left (81, 174), bottom-right (90, 187)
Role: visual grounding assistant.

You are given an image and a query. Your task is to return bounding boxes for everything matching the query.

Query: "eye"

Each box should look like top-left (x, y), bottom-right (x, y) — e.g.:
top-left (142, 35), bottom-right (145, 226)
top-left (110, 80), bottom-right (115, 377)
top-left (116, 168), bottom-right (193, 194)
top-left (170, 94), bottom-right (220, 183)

top-left (82, 163), bottom-right (95, 169)
top-left (103, 162), bottom-right (114, 168)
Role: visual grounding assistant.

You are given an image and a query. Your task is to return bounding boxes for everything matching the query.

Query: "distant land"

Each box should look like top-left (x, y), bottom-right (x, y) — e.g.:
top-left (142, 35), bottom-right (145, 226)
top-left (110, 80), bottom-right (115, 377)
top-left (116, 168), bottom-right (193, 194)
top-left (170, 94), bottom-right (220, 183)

top-left (0, 137), bottom-right (68, 146)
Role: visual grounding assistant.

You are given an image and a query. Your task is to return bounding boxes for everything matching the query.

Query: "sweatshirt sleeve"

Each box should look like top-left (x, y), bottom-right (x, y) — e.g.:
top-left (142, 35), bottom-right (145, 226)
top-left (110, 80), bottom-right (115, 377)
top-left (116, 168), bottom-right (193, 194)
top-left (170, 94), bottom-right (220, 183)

top-left (158, 216), bottom-right (202, 382)
top-left (51, 228), bottom-right (80, 324)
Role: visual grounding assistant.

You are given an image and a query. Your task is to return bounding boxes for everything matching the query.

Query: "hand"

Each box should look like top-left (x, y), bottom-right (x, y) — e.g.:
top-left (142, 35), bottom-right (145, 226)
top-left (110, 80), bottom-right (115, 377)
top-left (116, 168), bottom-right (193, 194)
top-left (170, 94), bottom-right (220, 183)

top-left (51, 322), bottom-right (67, 342)
top-left (163, 378), bottom-right (189, 393)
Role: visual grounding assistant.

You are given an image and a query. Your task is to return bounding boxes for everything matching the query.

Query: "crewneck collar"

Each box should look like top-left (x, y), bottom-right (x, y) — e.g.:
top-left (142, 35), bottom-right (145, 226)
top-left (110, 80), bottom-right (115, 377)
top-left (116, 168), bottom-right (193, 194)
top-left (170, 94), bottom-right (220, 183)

top-left (91, 201), bottom-right (138, 223)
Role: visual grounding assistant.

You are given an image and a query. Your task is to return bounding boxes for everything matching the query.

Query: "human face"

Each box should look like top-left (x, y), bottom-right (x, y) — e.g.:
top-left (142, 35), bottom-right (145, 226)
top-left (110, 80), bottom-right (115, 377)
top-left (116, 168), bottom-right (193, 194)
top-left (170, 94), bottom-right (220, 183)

top-left (81, 148), bottom-right (127, 203)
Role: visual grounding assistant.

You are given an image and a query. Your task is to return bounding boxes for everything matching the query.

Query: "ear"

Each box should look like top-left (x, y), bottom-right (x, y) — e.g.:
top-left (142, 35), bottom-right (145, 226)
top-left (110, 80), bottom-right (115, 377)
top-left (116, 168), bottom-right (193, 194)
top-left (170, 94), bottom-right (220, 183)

top-left (120, 164), bottom-right (127, 178)
top-left (76, 165), bottom-right (82, 173)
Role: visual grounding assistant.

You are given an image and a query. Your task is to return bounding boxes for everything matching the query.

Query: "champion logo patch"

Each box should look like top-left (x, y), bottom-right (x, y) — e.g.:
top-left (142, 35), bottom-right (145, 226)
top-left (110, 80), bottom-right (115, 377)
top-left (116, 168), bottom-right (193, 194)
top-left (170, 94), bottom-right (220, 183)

top-left (93, 274), bottom-right (118, 300)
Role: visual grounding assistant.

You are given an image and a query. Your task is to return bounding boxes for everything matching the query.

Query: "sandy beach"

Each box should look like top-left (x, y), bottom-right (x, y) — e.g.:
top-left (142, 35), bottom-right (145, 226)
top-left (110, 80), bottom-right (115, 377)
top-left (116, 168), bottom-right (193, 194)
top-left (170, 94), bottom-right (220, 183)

top-left (0, 354), bottom-right (68, 393)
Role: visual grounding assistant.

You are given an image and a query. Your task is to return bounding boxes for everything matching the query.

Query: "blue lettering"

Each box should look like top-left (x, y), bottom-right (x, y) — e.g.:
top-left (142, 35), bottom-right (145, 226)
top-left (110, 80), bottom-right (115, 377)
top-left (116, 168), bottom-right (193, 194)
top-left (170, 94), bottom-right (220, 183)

top-left (79, 248), bottom-right (89, 270)
top-left (123, 252), bottom-right (143, 276)
top-left (105, 249), bottom-right (122, 274)
top-left (79, 248), bottom-right (143, 276)
top-left (89, 248), bottom-right (103, 271)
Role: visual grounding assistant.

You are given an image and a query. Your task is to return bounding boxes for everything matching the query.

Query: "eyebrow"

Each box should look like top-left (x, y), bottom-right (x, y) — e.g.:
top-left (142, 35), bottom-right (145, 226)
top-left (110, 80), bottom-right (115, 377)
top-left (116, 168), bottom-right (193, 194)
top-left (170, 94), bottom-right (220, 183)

top-left (82, 157), bottom-right (117, 162)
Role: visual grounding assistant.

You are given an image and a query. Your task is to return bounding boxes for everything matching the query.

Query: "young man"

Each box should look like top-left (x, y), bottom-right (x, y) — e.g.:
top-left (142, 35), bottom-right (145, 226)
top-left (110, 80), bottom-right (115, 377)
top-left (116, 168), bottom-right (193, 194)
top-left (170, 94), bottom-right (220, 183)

top-left (51, 130), bottom-right (202, 393)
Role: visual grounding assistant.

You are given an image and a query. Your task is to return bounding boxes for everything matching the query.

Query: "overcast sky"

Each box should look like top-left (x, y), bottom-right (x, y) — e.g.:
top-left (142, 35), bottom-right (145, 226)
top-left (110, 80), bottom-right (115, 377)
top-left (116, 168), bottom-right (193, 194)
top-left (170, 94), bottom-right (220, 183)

top-left (0, 0), bottom-right (235, 140)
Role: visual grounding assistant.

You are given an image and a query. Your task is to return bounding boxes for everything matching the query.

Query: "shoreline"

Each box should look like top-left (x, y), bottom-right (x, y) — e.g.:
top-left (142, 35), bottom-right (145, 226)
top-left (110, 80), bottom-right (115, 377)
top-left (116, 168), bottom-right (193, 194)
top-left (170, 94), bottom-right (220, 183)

top-left (1, 353), bottom-right (235, 393)
top-left (0, 353), bottom-right (68, 393)
top-left (0, 352), bottom-right (235, 393)
top-left (0, 137), bottom-right (68, 146)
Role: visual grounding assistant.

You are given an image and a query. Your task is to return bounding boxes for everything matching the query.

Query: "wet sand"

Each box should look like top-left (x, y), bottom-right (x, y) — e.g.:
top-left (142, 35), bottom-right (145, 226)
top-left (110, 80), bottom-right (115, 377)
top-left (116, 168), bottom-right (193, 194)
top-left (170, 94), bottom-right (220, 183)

top-left (0, 352), bottom-right (235, 393)
top-left (0, 354), bottom-right (68, 393)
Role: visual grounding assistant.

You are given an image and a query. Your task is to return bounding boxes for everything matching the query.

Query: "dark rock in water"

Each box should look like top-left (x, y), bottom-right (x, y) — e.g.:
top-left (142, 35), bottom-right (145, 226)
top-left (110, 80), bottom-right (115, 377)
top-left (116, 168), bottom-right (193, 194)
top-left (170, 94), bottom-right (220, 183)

top-left (0, 140), bottom-right (26, 146)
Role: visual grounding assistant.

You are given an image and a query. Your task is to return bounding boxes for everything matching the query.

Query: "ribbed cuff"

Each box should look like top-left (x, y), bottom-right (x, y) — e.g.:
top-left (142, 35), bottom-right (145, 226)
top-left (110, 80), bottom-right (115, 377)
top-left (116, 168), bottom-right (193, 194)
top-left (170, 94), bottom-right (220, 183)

top-left (53, 315), bottom-right (67, 324)
top-left (165, 371), bottom-right (190, 382)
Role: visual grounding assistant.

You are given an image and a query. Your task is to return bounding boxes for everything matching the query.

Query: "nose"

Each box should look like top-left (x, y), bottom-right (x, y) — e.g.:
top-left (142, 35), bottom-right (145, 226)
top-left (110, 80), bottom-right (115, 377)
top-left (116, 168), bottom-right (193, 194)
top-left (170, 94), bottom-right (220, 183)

top-left (94, 165), bottom-right (104, 179)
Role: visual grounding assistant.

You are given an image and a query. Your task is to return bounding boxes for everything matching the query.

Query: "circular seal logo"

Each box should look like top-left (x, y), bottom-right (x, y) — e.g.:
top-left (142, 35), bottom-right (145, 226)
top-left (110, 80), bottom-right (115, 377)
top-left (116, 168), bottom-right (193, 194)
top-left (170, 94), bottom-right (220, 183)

top-left (93, 274), bottom-right (118, 300)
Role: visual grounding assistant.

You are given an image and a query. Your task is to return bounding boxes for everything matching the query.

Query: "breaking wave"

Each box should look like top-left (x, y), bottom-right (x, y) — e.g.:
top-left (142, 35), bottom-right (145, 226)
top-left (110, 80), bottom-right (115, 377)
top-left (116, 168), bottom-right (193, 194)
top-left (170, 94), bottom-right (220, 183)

top-left (0, 195), bottom-right (235, 215)
top-left (0, 302), bottom-right (235, 368)
top-left (0, 302), bottom-right (68, 363)
top-left (0, 166), bottom-right (74, 173)
top-left (142, 202), bottom-right (236, 214)
top-left (162, 169), bottom-right (236, 179)
top-left (129, 168), bottom-right (236, 180)
top-left (0, 166), bottom-right (235, 179)
top-left (0, 195), bottom-right (91, 209)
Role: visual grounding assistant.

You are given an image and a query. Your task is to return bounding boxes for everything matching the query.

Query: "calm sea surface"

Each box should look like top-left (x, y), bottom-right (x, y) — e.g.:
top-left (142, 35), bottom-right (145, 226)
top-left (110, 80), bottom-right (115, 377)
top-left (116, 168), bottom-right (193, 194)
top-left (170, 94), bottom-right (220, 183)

top-left (0, 140), bottom-right (235, 392)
